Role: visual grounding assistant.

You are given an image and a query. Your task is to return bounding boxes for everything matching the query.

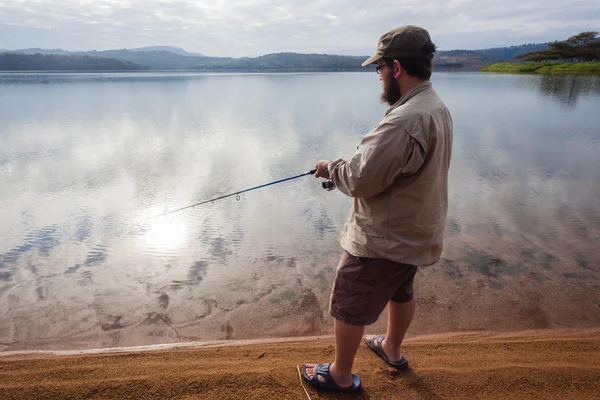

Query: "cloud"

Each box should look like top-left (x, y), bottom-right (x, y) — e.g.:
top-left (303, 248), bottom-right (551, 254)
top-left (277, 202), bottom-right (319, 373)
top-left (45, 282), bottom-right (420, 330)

top-left (0, 0), bottom-right (598, 56)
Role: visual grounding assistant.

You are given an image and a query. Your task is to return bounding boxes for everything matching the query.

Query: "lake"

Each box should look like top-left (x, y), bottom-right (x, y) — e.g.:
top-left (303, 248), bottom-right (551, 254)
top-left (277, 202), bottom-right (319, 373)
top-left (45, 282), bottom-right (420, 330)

top-left (0, 71), bottom-right (599, 352)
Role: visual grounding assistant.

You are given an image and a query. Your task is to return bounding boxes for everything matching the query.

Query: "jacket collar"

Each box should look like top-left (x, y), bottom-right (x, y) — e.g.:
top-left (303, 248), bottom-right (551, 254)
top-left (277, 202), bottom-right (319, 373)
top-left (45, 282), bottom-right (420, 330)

top-left (386, 80), bottom-right (432, 115)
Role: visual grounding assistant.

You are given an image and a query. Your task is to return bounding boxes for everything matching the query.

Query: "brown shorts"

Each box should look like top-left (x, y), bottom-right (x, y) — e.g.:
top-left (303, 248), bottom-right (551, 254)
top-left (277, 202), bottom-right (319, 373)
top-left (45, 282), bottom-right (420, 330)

top-left (329, 251), bottom-right (418, 326)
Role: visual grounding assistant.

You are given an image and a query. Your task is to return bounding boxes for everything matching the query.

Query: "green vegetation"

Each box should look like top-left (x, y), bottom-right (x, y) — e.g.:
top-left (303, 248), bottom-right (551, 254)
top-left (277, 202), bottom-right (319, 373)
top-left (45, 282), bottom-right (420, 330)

top-left (481, 62), bottom-right (554, 72)
top-left (537, 62), bottom-right (600, 73)
top-left (481, 31), bottom-right (600, 74)
top-left (481, 61), bottom-right (600, 74)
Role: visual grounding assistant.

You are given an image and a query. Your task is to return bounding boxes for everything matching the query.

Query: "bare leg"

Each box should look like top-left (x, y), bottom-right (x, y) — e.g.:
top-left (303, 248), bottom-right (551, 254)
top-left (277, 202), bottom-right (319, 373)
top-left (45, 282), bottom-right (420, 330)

top-left (366, 298), bottom-right (415, 361)
top-left (304, 319), bottom-right (364, 387)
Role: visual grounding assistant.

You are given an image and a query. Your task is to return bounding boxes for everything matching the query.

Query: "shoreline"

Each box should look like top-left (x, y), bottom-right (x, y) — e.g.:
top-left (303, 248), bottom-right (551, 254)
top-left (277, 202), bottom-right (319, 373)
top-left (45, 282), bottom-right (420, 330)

top-left (481, 61), bottom-right (600, 74)
top-left (0, 326), bottom-right (596, 358)
top-left (0, 334), bottom-right (332, 358)
top-left (2, 243), bottom-right (599, 354)
top-left (1, 327), bottom-right (599, 399)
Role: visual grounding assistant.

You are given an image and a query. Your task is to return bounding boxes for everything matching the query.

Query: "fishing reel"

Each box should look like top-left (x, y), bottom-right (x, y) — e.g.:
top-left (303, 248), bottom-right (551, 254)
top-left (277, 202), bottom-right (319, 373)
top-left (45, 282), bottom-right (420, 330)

top-left (322, 180), bottom-right (336, 191)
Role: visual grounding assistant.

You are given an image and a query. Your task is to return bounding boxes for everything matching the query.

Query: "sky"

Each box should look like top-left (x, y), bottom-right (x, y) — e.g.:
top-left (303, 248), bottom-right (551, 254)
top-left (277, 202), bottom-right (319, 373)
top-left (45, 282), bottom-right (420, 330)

top-left (0, 0), bottom-right (599, 57)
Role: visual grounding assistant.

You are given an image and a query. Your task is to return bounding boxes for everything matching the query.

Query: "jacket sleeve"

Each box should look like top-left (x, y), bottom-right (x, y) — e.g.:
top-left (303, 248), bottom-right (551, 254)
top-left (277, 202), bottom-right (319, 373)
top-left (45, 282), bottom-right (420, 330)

top-left (327, 121), bottom-right (426, 199)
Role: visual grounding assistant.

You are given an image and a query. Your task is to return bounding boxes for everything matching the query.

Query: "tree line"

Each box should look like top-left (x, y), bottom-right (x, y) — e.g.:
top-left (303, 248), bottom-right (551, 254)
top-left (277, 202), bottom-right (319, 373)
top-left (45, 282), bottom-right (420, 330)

top-left (517, 31), bottom-right (600, 62)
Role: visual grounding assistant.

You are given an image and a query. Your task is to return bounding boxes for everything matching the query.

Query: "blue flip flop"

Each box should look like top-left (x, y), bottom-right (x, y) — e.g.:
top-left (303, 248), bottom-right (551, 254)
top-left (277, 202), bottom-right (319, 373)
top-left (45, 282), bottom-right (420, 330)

top-left (301, 363), bottom-right (361, 393)
top-left (364, 335), bottom-right (409, 369)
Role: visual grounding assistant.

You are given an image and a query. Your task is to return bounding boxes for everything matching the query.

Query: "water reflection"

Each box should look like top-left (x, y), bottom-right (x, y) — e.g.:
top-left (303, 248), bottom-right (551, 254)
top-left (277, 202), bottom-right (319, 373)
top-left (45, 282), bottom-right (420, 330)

top-left (0, 72), bottom-right (599, 351)
top-left (536, 74), bottom-right (600, 106)
top-left (143, 210), bottom-right (188, 252)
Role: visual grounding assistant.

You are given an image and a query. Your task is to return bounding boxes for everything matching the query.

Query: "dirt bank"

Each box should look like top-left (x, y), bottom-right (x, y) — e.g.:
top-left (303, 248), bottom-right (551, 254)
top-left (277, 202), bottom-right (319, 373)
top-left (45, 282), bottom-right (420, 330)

top-left (1, 328), bottom-right (599, 399)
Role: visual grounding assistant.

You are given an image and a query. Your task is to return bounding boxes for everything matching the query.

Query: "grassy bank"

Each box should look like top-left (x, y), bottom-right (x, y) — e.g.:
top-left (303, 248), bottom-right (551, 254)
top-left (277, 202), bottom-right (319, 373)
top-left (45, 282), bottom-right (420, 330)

top-left (481, 62), bottom-right (600, 74)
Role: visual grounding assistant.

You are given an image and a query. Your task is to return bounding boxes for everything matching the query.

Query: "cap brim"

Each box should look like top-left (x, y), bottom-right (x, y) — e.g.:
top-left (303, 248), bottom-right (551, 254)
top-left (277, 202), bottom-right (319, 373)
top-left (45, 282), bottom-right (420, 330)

top-left (361, 53), bottom-right (382, 67)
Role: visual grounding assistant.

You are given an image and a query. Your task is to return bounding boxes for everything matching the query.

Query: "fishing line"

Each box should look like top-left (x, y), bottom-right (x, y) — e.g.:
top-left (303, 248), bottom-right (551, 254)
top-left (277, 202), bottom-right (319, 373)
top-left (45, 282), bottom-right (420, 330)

top-left (149, 168), bottom-right (320, 219)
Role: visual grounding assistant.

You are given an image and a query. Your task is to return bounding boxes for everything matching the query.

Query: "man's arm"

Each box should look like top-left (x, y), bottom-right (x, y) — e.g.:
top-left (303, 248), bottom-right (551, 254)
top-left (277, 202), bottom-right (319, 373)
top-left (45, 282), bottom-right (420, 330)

top-left (318, 122), bottom-right (426, 199)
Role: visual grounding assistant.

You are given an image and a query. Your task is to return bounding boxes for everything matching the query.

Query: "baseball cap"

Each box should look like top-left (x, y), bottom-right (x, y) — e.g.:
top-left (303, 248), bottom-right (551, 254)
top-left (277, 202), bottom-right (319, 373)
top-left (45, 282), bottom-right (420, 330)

top-left (362, 25), bottom-right (435, 67)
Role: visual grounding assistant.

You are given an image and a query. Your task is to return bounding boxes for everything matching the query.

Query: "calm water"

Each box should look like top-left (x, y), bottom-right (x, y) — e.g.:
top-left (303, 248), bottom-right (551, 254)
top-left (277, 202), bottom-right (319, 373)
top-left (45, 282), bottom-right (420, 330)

top-left (1, 71), bottom-right (599, 352)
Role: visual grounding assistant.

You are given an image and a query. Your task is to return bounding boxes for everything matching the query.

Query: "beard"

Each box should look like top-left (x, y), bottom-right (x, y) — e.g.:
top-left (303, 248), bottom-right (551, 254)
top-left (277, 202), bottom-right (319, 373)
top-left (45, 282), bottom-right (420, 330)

top-left (380, 70), bottom-right (401, 106)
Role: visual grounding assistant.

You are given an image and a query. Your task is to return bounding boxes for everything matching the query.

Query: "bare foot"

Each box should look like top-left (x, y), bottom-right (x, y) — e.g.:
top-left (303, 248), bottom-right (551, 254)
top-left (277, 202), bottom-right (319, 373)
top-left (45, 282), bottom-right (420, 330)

top-left (303, 363), bottom-right (353, 388)
top-left (364, 334), bottom-right (404, 362)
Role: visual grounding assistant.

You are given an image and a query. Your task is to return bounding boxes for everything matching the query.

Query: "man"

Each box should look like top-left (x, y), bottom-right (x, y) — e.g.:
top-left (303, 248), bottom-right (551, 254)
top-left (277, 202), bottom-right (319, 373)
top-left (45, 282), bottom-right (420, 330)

top-left (302, 25), bottom-right (453, 392)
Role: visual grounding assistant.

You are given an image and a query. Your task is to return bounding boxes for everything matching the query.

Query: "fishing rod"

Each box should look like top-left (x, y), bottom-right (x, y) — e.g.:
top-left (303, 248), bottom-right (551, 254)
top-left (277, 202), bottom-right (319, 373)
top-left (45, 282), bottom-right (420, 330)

top-left (150, 168), bottom-right (334, 219)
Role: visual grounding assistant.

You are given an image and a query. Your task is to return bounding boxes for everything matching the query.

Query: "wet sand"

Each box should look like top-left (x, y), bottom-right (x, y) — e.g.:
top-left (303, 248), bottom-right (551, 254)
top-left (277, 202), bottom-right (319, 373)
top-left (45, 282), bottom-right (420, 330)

top-left (1, 328), bottom-right (599, 399)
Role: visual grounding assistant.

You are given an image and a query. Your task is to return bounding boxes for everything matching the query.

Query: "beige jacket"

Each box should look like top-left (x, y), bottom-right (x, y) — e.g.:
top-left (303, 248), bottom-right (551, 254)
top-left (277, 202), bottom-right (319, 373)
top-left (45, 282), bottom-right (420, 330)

top-left (328, 80), bottom-right (453, 266)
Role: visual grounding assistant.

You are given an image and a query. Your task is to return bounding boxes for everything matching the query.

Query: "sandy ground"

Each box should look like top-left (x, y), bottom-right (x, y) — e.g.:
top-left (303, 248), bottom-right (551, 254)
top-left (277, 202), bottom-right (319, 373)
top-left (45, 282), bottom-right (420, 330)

top-left (1, 328), bottom-right (599, 399)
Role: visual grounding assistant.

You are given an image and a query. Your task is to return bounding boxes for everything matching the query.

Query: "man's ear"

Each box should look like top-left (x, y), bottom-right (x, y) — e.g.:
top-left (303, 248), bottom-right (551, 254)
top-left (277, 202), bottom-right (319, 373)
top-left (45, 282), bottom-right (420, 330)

top-left (393, 59), bottom-right (403, 80)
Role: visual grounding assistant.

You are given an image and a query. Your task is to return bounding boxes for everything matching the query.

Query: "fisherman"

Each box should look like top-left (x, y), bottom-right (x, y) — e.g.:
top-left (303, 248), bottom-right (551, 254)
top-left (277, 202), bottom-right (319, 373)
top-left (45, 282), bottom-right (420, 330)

top-left (302, 25), bottom-right (453, 392)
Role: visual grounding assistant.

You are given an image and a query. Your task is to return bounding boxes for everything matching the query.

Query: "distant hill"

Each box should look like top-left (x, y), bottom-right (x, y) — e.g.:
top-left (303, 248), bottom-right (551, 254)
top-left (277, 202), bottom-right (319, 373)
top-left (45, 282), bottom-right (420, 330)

top-left (0, 42), bottom-right (556, 71)
top-left (476, 43), bottom-right (549, 59)
top-left (435, 50), bottom-right (492, 71)
top-left (1, 47), bottom-right (218, 69)
top-left (2, 49), bottom-right (363, 70)
top-left (8, 48), bottom-right (73, 56)
top-left (0, 53), bottom-right (147, 71)
top-left (72, 49), bottom-right (219, 69)
top-left (193, 52), bottom-right (366, 70)
top-left (130, 46), bottom-right (205, 57)
top-left (439, 50), bottom-right (481, 57)
top-left (433, 46), bottom-right (551, 70)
